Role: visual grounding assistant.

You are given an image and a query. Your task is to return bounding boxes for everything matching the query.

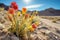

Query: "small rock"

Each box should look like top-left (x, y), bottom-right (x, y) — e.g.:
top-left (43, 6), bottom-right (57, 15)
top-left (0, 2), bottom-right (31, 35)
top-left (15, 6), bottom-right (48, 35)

top-left (0, 24), bottom-right (5, 30)
top-left (0, 31), bottom-right (19, 40)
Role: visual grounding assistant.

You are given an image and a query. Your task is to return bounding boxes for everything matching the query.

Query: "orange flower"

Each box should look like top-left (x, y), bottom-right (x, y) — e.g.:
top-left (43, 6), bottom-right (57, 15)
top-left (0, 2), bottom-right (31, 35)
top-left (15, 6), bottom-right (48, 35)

top-left (8, 8), bottom-right (15, 15)
top-left (22, 8), bottom-right (27, 14)
top-left (32, 23), bottom-right (37, 29)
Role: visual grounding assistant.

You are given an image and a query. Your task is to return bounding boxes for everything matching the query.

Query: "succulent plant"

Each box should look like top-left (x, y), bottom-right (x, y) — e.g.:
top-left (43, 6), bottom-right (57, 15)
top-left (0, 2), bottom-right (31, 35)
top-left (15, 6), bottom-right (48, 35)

top-left (0, 2), bottom-right (40, 40)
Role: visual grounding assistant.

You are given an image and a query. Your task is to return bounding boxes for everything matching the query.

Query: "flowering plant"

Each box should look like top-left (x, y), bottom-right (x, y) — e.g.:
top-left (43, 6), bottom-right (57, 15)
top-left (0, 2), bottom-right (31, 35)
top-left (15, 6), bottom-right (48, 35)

top-left (8, 2), bottom-right (40, 40)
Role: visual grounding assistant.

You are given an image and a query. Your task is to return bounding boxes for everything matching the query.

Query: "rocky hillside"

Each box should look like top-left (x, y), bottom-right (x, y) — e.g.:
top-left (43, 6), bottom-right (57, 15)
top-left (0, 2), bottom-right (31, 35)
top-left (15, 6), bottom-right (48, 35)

top-left (39, 8), bottom-right (60, 16)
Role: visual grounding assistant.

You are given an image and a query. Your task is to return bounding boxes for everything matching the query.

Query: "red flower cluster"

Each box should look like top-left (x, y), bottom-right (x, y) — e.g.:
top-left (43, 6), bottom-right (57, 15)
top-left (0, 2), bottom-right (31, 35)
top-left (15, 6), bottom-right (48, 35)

top-left (11, 2), bottom-right (18, 10)
top-left (8, 2), bottom-right (18, 14)
top-left (11, 2), bottom-right (16, 6)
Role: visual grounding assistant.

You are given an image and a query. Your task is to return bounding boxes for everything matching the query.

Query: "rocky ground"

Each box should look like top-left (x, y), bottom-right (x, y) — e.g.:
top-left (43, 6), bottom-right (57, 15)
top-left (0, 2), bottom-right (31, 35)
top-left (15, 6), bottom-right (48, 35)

top-left (30, 18), bottom-right (60, 40)
top-left (0, 11), bottom-right (60, 40)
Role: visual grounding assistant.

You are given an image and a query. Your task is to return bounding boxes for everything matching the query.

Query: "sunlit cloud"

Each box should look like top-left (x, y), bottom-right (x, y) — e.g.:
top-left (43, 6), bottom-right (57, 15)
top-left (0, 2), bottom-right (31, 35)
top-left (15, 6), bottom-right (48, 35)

top-left (23, 0), bottom-right (31, 4)
top-left (24, 4), bottom-right (43, 9)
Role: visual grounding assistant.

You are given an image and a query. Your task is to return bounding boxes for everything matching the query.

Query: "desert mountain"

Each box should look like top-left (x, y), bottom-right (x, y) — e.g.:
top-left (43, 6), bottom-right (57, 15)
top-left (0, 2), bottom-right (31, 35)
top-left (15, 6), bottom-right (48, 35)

top-left (39, 8), bottom-right (60, 16)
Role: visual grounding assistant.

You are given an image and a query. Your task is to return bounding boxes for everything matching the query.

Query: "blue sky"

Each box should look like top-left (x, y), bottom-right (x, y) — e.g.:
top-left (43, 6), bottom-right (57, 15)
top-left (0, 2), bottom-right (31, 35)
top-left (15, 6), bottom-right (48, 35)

top-left (0, 0), bottom-right (60, 11)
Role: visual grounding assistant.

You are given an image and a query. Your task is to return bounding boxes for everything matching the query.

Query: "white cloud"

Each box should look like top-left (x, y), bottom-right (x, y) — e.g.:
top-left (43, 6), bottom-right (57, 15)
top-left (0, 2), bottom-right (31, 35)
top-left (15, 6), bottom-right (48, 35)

top-left (23, 0), bottom-right (31, 4)
top-left (24, 4), bottom-right (43, 9)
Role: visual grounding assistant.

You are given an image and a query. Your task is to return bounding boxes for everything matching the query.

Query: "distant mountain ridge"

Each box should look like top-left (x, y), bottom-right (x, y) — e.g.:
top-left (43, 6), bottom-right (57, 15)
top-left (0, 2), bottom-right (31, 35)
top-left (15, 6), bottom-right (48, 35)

top-left (39, 8), bottom-right (60, 16)
top-left (0, 3), bottom-right (9, 10)
top-left (0, 3), bottom-right (60, 16)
